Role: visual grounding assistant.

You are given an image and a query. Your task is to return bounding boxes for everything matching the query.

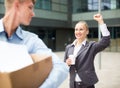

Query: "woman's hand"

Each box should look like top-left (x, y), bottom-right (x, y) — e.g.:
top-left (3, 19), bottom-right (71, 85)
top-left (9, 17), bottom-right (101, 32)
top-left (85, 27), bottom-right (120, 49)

top-left (65, 58), bottom-right (72, 66)
top-left (93, 13), bottom-right (104, 25)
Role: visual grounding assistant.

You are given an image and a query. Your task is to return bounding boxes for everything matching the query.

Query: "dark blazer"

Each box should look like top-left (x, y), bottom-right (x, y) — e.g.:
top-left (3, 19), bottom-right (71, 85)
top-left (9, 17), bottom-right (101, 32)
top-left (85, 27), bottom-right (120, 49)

top-left (64, 36), bottom-right (110, 88)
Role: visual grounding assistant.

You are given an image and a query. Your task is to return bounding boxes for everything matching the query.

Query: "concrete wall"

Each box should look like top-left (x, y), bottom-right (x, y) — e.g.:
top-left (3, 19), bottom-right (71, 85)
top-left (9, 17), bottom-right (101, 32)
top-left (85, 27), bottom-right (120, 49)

top-left (34, 9), bottom-right (68, 21)
top-left (72, 9), bottom-right (120, 21)
top-left (72, 9), bottom-right (120, 27)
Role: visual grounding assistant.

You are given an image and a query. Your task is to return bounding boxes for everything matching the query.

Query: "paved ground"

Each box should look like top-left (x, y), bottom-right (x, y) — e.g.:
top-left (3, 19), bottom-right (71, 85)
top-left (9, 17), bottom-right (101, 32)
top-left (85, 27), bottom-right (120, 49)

top-left (54, 51), bottom-right (120, 88)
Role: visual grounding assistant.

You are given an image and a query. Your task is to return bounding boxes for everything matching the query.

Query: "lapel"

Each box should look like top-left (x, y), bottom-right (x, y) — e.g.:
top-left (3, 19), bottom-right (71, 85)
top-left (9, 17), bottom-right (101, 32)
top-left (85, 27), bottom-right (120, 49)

top-left (76, 41), bottom-right (89, 59)
top-left (75, 41), bottom-right (89, 68)
top-left (67, 45), bottom-right (74, 55)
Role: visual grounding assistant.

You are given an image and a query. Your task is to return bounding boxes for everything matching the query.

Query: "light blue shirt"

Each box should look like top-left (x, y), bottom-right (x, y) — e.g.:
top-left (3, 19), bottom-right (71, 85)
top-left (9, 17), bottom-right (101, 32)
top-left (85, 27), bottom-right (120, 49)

top-left (0, 19), bottom-right (69, 88)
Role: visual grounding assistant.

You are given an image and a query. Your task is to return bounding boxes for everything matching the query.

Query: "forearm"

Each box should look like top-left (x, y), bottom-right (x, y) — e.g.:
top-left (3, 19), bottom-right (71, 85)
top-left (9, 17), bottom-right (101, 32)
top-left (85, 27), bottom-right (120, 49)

top-left (93, 13), bottom-right (110, 37)
top-left (40, 53), bottom-right (69, 88)
top-left (99, 24), bottom-right (110, 36)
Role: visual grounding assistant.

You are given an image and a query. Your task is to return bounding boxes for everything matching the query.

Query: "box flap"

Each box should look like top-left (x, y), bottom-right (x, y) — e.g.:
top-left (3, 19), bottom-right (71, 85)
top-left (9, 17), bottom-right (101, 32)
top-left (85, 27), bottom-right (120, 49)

top-left (10, 56), bottom-right (52, 88)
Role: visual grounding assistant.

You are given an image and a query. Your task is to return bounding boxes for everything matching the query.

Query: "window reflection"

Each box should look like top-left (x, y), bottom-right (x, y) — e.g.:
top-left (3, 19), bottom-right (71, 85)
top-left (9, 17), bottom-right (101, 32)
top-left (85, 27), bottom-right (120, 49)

top-left (0, 0), bottom-right (4, 3)
top-left (34, 0), bottom-right (68, 13)
top-left (73, 0), bottom-right (120, 13)
top-left (35, 0), bottom-right (51, 10)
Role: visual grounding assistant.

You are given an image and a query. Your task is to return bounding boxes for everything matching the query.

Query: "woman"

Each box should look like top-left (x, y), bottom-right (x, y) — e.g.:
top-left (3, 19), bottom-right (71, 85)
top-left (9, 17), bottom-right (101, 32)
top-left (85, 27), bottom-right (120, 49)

top-left (64, 13), bottom-right (110, 88)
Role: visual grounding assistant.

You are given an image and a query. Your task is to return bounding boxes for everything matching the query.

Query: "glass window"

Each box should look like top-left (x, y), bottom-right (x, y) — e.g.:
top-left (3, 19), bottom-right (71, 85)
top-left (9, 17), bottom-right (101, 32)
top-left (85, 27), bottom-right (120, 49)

top-left (88, 0), bottom-right (98, 11)
top-left (111, 0), bottom-right (116, 9)
top-left (35, 0), bottom-right (51, 10)
top-left (35, 0), bottom-right (68, 13)
top-left (102, 0), bottom-right (110, 10)
top-left (0, 0), bottom-right (4, 3)
top-left (73, 0), bottom-right (120, 13)
top-left (116, 0), bottom-right (120, 9)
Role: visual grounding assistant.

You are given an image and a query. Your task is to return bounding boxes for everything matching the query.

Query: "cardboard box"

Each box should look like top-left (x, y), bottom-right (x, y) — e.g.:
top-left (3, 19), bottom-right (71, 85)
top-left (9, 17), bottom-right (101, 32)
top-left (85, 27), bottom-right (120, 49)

top-left (0, 56), bottom-right (52, 88)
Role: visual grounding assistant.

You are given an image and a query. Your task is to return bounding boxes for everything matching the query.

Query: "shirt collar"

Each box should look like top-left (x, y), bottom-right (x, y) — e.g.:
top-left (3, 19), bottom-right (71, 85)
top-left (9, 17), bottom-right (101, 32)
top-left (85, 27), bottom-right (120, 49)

top-left (71, 39), bottom-right (87, 46)
top-left (16, 26), bottom-right (24, 40)
top-left (0, 19), bottom-right (24, 40)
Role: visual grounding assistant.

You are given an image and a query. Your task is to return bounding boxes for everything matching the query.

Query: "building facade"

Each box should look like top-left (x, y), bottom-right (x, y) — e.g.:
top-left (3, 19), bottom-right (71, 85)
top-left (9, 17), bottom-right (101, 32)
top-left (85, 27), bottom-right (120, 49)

top-left (0, 0), bottom-right (120, 52)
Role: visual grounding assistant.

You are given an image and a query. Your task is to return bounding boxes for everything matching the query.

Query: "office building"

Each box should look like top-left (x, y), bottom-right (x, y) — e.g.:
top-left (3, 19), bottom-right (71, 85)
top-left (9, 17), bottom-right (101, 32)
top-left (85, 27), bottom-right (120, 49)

top-left (0, 0), bottom-right (120, 52)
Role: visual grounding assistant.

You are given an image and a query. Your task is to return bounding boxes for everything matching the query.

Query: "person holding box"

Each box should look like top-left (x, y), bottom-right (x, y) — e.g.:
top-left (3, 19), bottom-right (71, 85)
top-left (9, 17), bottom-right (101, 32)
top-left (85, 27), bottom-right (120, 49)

top-left (0, 0), bottom-right (69, 88)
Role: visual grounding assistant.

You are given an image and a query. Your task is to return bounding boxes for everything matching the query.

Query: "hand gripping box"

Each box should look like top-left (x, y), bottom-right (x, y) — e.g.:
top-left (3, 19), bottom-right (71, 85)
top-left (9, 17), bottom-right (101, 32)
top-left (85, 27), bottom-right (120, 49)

top-left (0, 55), bottom-right (52, 88)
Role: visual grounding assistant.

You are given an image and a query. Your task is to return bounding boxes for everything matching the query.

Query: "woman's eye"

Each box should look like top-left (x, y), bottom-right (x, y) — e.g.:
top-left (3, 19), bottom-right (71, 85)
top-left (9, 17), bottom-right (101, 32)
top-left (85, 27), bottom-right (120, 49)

top-left (80, 28), bottom-right (83, 30)
top-left (75, 28), bottom-right (83, 31)
top-left (75, 29), bottom-right (78, 31)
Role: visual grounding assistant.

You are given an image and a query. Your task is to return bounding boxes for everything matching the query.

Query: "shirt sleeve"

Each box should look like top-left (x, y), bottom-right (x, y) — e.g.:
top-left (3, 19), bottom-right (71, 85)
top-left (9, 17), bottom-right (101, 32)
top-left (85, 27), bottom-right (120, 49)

top-left (40, 50), bottom-right (69, 88)
top-left (30, 36), bottom-right (69, 88)
top-left (99, 24), bottom-right (110, 36)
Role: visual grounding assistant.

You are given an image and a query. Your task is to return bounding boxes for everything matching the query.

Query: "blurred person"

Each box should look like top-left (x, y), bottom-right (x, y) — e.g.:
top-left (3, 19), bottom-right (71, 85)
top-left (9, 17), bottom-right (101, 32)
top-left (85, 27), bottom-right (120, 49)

top-left (0, 0), bottom-right (69, 88)
top-left (64, 13), bottom-right (110, 88)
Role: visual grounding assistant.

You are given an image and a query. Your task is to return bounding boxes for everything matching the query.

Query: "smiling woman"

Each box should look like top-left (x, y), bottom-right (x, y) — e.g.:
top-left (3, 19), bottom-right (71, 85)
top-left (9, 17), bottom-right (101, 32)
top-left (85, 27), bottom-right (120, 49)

top-left (74, 21), bottom-right (89, 44)
top-left (64, 13), bottom-right (110, 88)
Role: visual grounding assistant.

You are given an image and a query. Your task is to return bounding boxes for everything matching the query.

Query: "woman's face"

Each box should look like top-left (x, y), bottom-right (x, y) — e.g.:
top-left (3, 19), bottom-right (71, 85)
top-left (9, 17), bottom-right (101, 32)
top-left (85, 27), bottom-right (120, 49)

top-left (74, 22), bottom-right (89, 41)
